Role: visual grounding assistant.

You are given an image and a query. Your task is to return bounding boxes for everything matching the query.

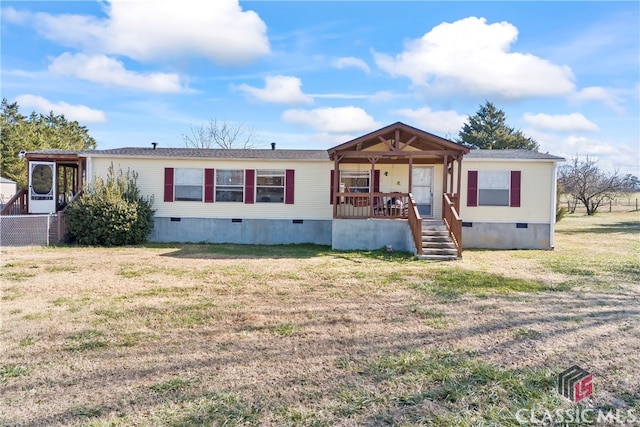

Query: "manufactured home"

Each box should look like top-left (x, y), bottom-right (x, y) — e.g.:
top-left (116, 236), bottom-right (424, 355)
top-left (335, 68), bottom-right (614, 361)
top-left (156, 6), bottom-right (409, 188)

top-left (3, 122), bottom-right (564, 258)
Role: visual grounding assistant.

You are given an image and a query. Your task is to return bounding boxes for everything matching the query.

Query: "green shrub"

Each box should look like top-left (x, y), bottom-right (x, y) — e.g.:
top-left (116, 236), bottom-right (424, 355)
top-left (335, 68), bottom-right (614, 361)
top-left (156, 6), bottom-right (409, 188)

top-left (67, 164), bottom-right (155, 246)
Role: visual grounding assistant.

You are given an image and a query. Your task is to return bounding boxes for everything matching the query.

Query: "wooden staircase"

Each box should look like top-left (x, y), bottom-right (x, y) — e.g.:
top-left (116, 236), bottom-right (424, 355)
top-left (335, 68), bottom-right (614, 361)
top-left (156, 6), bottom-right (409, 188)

top-left (416, 219), bottom-right (460, 261)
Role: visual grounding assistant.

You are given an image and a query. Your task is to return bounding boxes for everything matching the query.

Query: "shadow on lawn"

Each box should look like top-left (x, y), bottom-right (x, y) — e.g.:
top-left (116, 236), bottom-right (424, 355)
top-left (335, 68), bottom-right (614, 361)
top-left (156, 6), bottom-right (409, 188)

top-left (557, 220), bottom-right (640, 235)
top-left (153, 242), bottom-right (416, 261)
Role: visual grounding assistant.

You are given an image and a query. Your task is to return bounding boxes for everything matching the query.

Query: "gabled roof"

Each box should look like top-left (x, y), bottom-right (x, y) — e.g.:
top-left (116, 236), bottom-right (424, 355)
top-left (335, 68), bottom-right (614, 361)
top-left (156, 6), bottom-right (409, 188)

top-left (327, 122), bottom-right (469, 158)
top-left (465, 149), bottom-right (565, 161)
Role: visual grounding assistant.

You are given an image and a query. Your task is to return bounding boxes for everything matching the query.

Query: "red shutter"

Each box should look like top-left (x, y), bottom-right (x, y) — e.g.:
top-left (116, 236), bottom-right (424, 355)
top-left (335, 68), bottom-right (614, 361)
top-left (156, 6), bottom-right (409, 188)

top-left (330, 170), bottom-right (335, 204)
top-left (510, 170), bottom-right (521, 207)
top-left (467, 170), bottom-right (478, 207)
top-left (164, 168), bottom-right (174, 202)
top-left (373, 170), bottom-right (380, 193)
top-left (244, 169), bottom-right (255, 204)
top-left (285, 169), bottom-right (295, 204)
top-left (204, 168), bottom-right (214, 203)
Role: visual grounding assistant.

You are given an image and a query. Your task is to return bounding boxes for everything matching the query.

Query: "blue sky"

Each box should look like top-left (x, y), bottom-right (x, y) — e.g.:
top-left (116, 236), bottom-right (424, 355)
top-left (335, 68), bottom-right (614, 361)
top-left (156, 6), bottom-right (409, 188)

top-left (2, 1), bottom-right (638, 174)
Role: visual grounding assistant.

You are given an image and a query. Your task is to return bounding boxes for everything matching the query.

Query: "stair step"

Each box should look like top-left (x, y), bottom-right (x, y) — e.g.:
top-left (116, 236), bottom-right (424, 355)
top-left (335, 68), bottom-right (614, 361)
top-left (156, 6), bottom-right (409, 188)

top-left (422, 241), bottom-right (456, 249)
top-left (422, 230), bottom-right (449, 236)
top-left (422, 235), bottom-right (451, 242)
top-left (416, 254), bottom-right (459, 261)
top-left (422, 247), bottom-right (458, 255)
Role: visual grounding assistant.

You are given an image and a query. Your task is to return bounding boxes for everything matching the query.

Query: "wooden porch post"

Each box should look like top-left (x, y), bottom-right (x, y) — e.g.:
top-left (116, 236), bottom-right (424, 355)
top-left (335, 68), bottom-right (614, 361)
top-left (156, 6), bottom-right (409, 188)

top-left (408, 156), bottom-right (413, 194)
top-left (333, 156), bottom-right (339, 218)
top-left (442, 154), bottom-right (449, 194)
top-left (449, 159), bottom-right (454, 196)
top-left (369, 157), bottom-right (377, 217)
top-left (456, 155), bottom-right (462, 211)
top-left (77, 159), bottom-right (84, 192)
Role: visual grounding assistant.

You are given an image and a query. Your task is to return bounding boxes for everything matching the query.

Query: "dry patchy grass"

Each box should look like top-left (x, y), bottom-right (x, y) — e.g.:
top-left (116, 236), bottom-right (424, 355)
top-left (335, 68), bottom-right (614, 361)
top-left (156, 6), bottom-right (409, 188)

top-left (1, 211), bottom-right (639, 426)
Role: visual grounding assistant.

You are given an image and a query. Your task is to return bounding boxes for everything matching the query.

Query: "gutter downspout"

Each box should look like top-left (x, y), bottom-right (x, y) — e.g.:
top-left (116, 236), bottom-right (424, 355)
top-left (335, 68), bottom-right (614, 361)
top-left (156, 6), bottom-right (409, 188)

top-left (550, 161), bottom-right (559, 250)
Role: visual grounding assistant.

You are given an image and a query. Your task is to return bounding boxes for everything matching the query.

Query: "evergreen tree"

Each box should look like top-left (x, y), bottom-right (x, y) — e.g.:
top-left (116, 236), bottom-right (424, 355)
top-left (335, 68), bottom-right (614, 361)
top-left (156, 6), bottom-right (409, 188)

top-left (0, 99), bottom-right (97, 188)
top-left (457, 101), bottom-right (539, 150)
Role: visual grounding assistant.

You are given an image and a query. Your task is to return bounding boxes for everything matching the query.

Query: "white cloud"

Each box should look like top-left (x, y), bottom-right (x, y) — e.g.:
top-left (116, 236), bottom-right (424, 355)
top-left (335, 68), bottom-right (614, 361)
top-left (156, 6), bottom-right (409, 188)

top-left (333, 57), bottom-right (371, 74)
top-left (572, 86), bottom-right (625, 113)
top-left (15, 94), bottom-right (107, 123)
top-left (7, 0), bottom-right (269, 65)
top-left (2, 6), bottom-right (30, 24)
top-left (282, 106), bottom-right (380, 134)
top-left (534, 131), bottom-right (638, 175)
top-left (49, 53), bottom-right (185, 93)
top-left (393, 107), bottom-right (466, 136)
top-left (373, 17), bottom-right (575, 98)
top-left (523, 112), bottom-right (599, 133)
top-left (236, 75), bottom-right (313, 105)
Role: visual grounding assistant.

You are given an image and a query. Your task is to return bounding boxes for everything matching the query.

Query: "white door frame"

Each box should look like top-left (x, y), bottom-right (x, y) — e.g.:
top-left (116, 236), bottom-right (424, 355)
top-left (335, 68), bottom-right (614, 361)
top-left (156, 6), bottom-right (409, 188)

top-left (28, 161), bottom-right (57, 214)
top-left (411, 166), bottom-right (434, 217)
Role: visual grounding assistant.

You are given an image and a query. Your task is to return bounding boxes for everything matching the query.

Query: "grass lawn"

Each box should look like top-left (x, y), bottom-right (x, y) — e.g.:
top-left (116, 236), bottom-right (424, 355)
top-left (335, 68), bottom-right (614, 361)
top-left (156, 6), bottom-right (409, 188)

top-left (1, 211), bottom-right (639, 426)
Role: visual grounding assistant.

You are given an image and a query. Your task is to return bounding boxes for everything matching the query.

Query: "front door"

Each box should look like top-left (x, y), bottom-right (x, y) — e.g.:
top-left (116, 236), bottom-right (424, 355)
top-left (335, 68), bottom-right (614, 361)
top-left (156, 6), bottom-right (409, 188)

top-left (29, 161), bottom-right (56, 213)
top-left (412, 166), bottom-right (433, 217)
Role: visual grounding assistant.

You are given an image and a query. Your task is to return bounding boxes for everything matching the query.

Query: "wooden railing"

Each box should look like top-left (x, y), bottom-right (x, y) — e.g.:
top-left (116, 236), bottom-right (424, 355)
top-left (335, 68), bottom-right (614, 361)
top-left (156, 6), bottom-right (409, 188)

top-left (334, 192), bottom-right (410, 219)
top-left (0, 189), bottom-right (27, 216)
top-left (53, 189), bottom-right (83, 243)
top-left (443, 193), bottom-right (462, 257)
top-left (407, 194), bottom-right (422, 254)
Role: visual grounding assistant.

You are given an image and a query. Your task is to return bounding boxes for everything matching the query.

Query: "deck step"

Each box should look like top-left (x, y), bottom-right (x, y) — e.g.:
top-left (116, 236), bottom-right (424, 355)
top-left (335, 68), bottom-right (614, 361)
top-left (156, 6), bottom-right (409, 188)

top-left (416, 254), bottom-right (460, 261)
top-left (417, 220), bottom-right (460, 261)
top-left (422, 241), bottom-right (456, 249)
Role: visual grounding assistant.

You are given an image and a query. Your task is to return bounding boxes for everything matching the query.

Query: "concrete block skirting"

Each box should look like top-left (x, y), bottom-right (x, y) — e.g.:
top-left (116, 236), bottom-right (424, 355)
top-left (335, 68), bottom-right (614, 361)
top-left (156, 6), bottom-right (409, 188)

top-left (331, 219), bottom-right (414, 252)
top-left (462, 222), bottom-right (552, 250)
top-left (150, 217), bottom-right (332, 246)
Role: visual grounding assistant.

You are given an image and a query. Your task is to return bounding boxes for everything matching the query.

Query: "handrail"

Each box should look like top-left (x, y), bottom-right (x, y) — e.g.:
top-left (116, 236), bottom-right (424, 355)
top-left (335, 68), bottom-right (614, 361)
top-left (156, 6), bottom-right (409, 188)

top-left (59, 189), bottom-right (84, 213)
top-left (0, 189), bottom-right (27, 216)
top-left (443, 193), bottom-right (462, 257)
top-left (407, 194), bottom-right (422, 254)
top-left (55, 189), bottom-right (84, 243)
top-left (334, 192), bottom-right (410, 219)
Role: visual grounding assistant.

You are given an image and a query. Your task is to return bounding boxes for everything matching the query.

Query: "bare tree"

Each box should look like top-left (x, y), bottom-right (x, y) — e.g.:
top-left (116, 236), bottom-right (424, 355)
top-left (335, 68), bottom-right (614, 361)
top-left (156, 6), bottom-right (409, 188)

top-left (182, 118), bottom-right (261, 149)
top-left (558, 156), bottom-right (626, 215)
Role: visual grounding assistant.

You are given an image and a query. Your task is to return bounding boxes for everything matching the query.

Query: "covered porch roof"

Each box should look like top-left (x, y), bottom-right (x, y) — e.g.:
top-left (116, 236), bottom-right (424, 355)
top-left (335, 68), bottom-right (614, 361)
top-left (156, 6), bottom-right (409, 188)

top-left (327, 121), bottom-right (469, 164)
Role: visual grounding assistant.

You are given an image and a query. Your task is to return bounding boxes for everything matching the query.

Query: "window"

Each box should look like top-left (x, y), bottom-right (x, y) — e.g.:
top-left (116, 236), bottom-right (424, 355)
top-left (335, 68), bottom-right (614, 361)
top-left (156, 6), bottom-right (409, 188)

top-left (256, 170), bottom-right (285, 203)
top-left (341, 170), bottom-right (370, 193)
top-left (216, 169), bottom-right (244, 202)
top-left (478, 171), bottom-right (509, 206)
top-left (174, 168), bottom-right (203, 201)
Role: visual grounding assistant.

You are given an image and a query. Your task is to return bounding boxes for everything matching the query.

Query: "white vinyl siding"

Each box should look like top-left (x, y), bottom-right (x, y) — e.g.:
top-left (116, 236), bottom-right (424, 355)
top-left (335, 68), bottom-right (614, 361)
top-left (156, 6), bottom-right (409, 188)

top-left (89, 158), bottom-right (332, 220)
top-left (460, 160), bottom-right (555, 223)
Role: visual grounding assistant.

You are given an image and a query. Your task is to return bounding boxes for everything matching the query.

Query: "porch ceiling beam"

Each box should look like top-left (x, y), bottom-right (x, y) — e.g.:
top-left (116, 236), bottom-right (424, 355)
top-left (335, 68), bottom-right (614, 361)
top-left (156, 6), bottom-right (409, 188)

top-left (377, 136), bottom-right (395, 151)
top-left (399, 135), bottom-right (417, 151)
top-left (335, 150), bottom-right (462, 157)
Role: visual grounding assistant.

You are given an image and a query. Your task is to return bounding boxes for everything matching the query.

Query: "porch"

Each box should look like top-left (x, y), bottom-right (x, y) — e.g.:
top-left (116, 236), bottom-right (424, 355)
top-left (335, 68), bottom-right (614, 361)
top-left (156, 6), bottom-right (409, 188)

top-left (328, 122), bottom-right (469, 259)
top-left (0, 150), bottom-right (86, 244)
top-left (0, 150), bottom-right (86, 216)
